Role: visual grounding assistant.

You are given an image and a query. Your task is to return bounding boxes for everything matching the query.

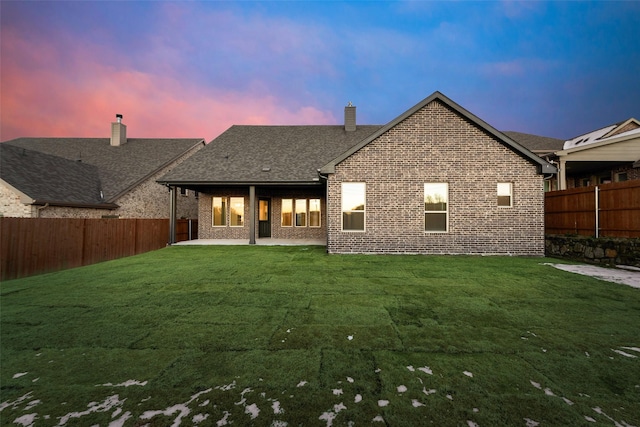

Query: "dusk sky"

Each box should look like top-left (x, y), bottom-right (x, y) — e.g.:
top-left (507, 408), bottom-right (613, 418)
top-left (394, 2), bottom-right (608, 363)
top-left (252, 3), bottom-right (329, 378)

top-left (1, 1), bottom-right (639, 142)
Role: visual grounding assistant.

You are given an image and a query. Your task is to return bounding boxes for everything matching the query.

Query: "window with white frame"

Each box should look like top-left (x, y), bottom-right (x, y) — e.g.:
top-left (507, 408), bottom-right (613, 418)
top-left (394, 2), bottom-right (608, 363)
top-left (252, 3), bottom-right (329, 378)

top-left (282, 199), bottom-right (293, 227)
top-left (309, 199), bottom-right (321, 227)
top-left (295, 199), bottom-right (307, 227)
top-left (342, 183), bottom-right (365, 231)
top-left (212, 197), bottom-right (227, 226)
top-left (424, 183), bottom-right (448, 232)
top-left (229, 197), bottom-right (244, 226)
top-left (497, 183), bottom-right (513, 207)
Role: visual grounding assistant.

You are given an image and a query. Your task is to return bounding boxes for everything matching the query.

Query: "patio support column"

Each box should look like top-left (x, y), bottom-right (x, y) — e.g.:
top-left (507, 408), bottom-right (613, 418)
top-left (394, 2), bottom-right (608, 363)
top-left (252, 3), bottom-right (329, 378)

top-left (559, 158), bottom-right (567, 190)
top-left (249, 185), bottom-right (256, 244)
top-left (169, 186), bottom-right (177, 245)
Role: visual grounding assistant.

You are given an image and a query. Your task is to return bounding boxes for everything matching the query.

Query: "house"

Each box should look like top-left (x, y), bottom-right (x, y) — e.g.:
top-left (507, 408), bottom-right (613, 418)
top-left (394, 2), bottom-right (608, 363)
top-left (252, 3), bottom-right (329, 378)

top-left (1, 115), bottom-right (205, 218)
top-left (158, 91), bottom-right (556, 255)
top-left (552, 118), bottom-right (640, 190)
top-left (502, 131), bottom-right (565, 192)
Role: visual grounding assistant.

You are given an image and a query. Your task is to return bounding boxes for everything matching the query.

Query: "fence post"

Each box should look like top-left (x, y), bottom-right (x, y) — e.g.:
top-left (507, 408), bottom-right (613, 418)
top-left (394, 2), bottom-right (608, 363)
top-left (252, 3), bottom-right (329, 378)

top-left (595, 186), bottom-right (599, 238)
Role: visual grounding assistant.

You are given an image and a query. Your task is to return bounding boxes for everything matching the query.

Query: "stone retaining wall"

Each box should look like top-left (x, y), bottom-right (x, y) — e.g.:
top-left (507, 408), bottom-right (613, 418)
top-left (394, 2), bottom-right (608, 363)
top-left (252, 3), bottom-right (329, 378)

top-left (545, 235), bottom-right (640, 267)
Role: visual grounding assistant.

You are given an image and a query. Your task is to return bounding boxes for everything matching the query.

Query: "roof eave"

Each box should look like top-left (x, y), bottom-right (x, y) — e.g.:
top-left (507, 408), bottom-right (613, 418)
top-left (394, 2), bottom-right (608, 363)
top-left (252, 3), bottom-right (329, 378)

top-left (0, 178), bottom-right (36, 205)
top-left (156, 180), bottom-right (324, 187)
top-left (31, 200), bottom-right (120, 209)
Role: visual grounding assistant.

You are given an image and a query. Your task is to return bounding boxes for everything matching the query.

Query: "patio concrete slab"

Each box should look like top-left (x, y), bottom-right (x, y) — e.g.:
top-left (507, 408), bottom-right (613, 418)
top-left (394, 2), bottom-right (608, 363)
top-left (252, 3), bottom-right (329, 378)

top-left (174, 238), bottom-right (326, 246)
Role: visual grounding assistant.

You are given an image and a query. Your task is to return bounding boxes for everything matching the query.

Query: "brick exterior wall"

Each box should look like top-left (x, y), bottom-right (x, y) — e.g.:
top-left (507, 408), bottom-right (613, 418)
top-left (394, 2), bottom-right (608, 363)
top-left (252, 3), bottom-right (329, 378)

top-left (568, 163), bottom-right (640, 189)
top-left (198, 187), bottom-right (327, 241)
top-left (326, 100), bottom-right (545, 255)
top-left (0, 181), bottom-right (34, 217)
top-left (1, 143), bottom-right (202, 219)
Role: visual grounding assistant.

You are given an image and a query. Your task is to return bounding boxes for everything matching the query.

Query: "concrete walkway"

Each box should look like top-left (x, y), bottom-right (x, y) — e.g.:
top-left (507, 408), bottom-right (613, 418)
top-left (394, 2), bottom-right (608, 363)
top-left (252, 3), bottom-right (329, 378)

top-left (544, 263), bottom-right (640, 289)
top-left (174, 238), bottom-right (326, 246)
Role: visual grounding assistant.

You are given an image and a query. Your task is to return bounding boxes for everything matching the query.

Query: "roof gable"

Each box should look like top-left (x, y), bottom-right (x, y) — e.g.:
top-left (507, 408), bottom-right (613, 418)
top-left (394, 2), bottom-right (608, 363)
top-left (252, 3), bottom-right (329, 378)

top-left (601, 118), bottom-right (640, 139)
top-left (320, 91), bottom-right (557, 174)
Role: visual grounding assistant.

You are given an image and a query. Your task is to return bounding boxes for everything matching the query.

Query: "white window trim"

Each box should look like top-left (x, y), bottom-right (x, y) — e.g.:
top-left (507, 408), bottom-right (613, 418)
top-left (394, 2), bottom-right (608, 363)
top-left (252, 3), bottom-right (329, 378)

top-left (341, 182), bottom-right (366, 232)
top-left (229, 197), bottom-right (245, 227)
top-left (294, 199), bottom-right (308, 227)
top-left (424, 183), bottom-right (449, 233)
top-left (212, 197), bottom-right (227, 227)
top-left (497, 182), bottom-right (513, 208)
top-left (309, 198), bottom-right (321, 228)
top-left (281, 199), bottom-right (293, 227)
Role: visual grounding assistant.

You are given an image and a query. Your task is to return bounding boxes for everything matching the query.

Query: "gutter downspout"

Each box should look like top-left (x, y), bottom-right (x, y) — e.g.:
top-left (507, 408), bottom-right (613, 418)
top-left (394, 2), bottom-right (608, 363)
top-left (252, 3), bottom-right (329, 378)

top-left (36, 203), bottom-right (49, 218)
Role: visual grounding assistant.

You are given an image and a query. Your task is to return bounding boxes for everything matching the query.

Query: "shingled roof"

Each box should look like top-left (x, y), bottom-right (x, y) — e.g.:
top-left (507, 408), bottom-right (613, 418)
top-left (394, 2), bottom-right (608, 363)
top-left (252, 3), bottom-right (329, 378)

top-left (2, 138), bottom-right (204, 206)
top-left (159, 92), bottom-right (558, 186)
top-left (502, 131), bottom-right (565, 155)
top-left (158, 125), bottom-right (382, 185)
top-left (0, 143), bottom-right (114, 207)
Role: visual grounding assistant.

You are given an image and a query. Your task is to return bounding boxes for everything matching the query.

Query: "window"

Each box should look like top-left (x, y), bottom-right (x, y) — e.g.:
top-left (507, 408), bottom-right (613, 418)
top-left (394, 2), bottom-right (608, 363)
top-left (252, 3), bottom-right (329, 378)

top-left (616, 172), bottom-right (628, 182)
top-left (180, 187), bottom-right (188, 196)
top-left (212, 197), bottom-right (226, 226)
top-left (497, 183), bottom-right (513, 207)
top-left (229, 197), bottom-right (244, 226)
top-left (425, 183), bottom-right (448, 232)
top-left (295, 199), bottom-right (307, 227)
top-left (282, 199), bottom-right (293, 227)
top-left (342, 183), bottom-right (365, 231)
top-left (309, 199), bottom-right (321, 227)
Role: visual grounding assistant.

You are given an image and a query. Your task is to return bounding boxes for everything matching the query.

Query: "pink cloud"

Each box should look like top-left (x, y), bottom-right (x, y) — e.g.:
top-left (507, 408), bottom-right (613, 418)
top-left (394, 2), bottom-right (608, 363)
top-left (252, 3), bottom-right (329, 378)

top-left (0, 25), bottom-right (337, 142)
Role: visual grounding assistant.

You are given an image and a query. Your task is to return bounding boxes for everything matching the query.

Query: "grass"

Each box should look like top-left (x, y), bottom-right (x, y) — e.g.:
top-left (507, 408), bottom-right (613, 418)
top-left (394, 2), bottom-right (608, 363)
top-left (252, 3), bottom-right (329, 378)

top-left (1, 246), bottom-right (639, 426)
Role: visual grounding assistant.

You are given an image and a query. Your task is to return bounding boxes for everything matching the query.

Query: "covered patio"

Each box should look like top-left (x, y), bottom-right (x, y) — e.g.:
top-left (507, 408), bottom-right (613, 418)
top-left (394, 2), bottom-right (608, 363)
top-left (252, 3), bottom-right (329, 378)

top-left (173, 238), bottom-right (326, 246)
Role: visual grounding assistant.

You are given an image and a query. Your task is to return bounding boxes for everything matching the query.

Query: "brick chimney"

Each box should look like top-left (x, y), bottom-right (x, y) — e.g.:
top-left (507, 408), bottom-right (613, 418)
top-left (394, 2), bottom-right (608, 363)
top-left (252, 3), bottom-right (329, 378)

top-left (110, 114), bottom-right (127, 146)
top-left (345, 102), bottom-right (356, 132)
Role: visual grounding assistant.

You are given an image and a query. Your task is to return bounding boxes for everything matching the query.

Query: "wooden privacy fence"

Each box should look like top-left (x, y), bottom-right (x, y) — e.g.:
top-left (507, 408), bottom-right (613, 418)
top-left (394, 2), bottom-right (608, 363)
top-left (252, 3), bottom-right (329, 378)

top-left (545, 180), bottom-right (640, 238)
top-left (1, 218), bottom-right (171, 281)
top-left (176, 219), bottom-right (198, 242)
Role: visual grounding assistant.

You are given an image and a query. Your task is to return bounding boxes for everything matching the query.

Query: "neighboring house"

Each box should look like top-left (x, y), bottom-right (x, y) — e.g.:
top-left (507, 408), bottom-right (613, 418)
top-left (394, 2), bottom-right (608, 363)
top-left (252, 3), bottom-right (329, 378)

top-left (1, 116), bottom-right (205, 218)
top-left (552, 118), bottom-right (640, 190)
top-left (159, 91), bottom-right (556, 255)
top-left (503, 131), bottom-right (565, 192)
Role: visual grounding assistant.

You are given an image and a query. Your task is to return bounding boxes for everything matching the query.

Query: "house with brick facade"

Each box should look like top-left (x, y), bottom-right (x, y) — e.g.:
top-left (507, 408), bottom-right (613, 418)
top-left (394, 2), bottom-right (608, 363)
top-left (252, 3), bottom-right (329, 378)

top-left (1, 116), bottom-right (205, 219)
top-left (158, 91), bottom-right (556, 255)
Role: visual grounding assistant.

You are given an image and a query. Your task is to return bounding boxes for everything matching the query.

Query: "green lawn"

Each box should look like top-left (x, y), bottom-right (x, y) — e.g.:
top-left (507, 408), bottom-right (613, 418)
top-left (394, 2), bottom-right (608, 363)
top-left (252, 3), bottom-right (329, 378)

top-left (1, 246), bottom-right (639, 426)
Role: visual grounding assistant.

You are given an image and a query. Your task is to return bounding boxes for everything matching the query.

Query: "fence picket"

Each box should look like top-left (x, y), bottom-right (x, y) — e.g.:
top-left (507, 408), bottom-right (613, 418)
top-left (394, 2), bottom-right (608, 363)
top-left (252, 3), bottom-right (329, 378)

top-left (1, 218), bottom-right (173, 281)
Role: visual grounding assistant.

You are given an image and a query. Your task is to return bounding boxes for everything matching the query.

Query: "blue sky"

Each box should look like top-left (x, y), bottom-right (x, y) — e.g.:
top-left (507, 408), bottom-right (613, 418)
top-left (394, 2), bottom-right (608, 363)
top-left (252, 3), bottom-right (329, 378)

top-left (2, 1), bottom-right (639, 141)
